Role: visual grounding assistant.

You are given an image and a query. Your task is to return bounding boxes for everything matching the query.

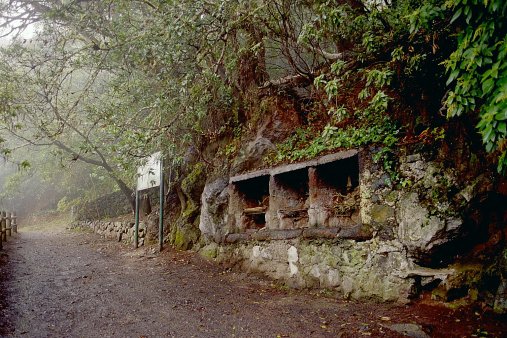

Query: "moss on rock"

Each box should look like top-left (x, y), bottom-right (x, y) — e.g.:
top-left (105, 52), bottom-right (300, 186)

top-left (200, 243), bottom-right (219, 260)
top-left (171, 223), bottom-right (201, 250)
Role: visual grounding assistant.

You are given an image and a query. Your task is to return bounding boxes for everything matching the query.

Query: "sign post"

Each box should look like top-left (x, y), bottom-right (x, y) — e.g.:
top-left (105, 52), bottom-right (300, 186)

top-left (158, 156), bottom-right (164, 252)
top-left (134, 189), bottom-right (140, 248)
top-left (135, 152), bottom-right (164, 250)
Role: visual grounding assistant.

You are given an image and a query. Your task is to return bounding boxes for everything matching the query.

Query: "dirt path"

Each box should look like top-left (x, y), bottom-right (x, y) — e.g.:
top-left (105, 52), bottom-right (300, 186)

top-left (0, 224), bottom-right (506, 338)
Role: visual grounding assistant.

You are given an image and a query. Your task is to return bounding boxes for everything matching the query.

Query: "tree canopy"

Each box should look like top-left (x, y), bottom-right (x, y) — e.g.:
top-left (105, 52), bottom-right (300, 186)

top-left (0, 0), bottom-right (506, 213)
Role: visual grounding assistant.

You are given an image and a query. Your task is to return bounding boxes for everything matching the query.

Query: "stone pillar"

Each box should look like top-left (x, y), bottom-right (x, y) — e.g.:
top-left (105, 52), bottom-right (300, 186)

top-left (308, 167), bottom-right (325, 227)
top-left (228, 183), bottom-right (244, 232)
top-left (266, 175), bottom-right (280, 229)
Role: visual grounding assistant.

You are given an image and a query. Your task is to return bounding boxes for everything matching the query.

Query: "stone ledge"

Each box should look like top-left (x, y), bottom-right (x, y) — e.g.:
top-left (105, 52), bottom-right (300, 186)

top-left (252, 229), bottom-right (302, 241)
top-left (230, 149), bottom-right (359, 183)
top-left (225, 233), bottom-right (251, 243)
top-left (223, 224), bottom-right (373, 243)
top-left (338, 223), bottom-right (372, 241)
top-left (229, 169), bottom-right (270, 183)
top-left (302, 227), bottom-right (339, 239)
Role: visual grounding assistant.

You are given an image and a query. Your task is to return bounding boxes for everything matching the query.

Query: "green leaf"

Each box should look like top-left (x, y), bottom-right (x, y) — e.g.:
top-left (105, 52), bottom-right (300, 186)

top-left (496, 110), bottom-right (507, 120)
top-left (482, 78), bottom-right (495, 95)
top-left (483, 124), bottom-right (494, 143)
top-left (447, 69), bottom-right (460, 86)
top-left (486, 142), bottom-right (495, 152)
top-left (450, 7), bottom-right (462, 24)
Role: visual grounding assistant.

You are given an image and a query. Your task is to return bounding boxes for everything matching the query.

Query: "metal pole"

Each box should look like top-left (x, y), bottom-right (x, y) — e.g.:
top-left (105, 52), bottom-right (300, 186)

top-left (134, 189), bottom-right (140, 248)
top-left (1, 211), bottom-right (5, 241)
top-left (6, 212), bottom-right (11, 237)
top-left (1, 211), bottom-right (6, 242)
top-left (159, 157), bottom-right (164, 252)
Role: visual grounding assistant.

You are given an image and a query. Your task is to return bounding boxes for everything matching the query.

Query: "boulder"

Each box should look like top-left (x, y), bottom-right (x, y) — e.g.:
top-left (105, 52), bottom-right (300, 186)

top-left (396, 192), bottom-right (462, 260)
top-left (199, 177), bottom-right (229, 242)
top-left (232, 137), bottom-right (275, 174)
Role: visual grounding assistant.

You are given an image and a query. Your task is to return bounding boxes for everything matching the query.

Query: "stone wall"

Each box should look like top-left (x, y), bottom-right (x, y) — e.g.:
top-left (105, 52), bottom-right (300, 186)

top-left (199, 147), bottom-right (507, 310)
top-left (72, 220), bottom-right (148, 246)
top-left (73, 188), bottom-right (160, 222)
top-left (73, 191), bottom-right (131, 221)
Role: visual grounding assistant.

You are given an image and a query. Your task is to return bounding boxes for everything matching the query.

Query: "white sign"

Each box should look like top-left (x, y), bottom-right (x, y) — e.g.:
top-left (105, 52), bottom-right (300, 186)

top-left (137, 151), bottom-right (161, 191)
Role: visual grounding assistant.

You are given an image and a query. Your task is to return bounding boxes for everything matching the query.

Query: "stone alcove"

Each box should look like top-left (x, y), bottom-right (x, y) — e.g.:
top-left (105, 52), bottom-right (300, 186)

top-left (227, 149), bottom-right (364, 241)
top-left (267, 167), bottom-right (309, 229)
top-left (229, 172), bottom-right (270, 232)
top-left (308, 155), bottom-right (360, 229)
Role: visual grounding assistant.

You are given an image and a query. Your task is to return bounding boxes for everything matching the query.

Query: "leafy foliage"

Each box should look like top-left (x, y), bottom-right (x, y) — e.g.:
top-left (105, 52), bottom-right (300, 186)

top-left (1, 0), bottom-right (506, 217)
top-left (270, 116), bottom-right (399, 164)
top-left (442, 0), bottom-right (507, 173)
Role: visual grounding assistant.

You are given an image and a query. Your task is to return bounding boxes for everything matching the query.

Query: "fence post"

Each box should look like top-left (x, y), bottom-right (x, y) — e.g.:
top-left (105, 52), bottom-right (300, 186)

top-left (6, 212), bottom-right (11, 237)
top-left (1, 211), bottom-right (6, 242)
top-left (12, 212), bottom-right (17, 233)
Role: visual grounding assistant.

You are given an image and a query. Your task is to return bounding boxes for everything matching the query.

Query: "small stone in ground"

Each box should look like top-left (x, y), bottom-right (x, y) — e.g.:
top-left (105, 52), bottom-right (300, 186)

top-left (385, 323), bottom-right (430, 338)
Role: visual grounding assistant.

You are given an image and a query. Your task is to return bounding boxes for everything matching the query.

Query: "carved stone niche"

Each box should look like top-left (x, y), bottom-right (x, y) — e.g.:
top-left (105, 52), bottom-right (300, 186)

top-left (267, 168), bottom-right (309, 230)
top-left (227, 149), bottom-right (364, 241)
top-left (228, 171), bottom-right (270, 233)
top-left (308, 155), bottom-right (361, 228)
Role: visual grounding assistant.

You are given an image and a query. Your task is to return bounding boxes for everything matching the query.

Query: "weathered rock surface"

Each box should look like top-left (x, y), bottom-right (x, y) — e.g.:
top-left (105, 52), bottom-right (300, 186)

top-left (199, 177), bottom-right (229, 243)
top-left (216, 239), bottom-right (415, 302)
top-left (199, 148), bottom-right (506, 308)
top-left (494, 249), bottom-right (507, 313)
top-left (231, 136), bottom-right (275, 174)
top-left (396, 192), bottom-right (462, 259)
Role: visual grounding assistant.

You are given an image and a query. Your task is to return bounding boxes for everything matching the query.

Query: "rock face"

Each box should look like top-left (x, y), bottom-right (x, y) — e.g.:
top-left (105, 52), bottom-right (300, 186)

top-left (494, 249), bottom-right (507, 313)
top-left (223, 239), bottom-right (415, 302)
top-left (199, 178), bottom-right (229, 243)
top-left (231, 137), bottom-right (275, 174)
top-left (396, 192), bottom-right (462, 260)
top-left (198, 147), bottom-right (507, 308)
top-left (171, 162), bottom-right (207, 250)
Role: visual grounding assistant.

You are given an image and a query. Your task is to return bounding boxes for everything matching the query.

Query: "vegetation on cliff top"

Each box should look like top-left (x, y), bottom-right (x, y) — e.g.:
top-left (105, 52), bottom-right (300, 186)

top-left (0, 0), bottom-right (505, 213)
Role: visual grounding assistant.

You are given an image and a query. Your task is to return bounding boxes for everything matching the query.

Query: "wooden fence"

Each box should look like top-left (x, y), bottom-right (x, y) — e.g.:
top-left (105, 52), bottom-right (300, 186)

top-left (0, 211), bottom-right (17, 250)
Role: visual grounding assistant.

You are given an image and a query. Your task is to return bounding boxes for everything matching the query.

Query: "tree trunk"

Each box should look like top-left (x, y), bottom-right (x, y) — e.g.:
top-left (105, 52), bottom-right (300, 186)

top-left (113, 175), bottom-right (135, 211)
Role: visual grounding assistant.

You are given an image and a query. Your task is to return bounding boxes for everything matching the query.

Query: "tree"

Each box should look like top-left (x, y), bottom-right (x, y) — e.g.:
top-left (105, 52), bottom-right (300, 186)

top-left (2, 0), bottom-right (504, 220)
top-left (0, 32), bottom-right (138, 206)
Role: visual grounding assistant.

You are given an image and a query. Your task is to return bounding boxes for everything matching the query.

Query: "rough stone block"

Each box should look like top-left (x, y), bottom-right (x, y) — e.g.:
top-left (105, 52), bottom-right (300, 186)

top-left (271, 229), bottom-right (302, 240)
top-left (250, 229), bottom-right (302, 241)
top-left (370, 204), bottom-right (395, 224)
top-left (302, 227), bottom-right (339, 239)
top-left (337, 224), bottom-right (372, 241)
top-left (405, 153), bottom-right (422, 163)
top-left (225, 233), bottom-right (251, 243)
top-left (251, 229), bottom-right (271, 241)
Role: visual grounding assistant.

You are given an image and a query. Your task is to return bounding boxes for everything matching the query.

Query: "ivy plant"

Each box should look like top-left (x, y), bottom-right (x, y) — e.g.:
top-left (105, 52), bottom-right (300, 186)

top-left (443, 0), bottom-right (507, 173)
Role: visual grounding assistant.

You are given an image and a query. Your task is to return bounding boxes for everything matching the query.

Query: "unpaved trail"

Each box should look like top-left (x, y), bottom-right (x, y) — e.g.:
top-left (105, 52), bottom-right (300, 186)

top-left (0, 223), bottom-right (506, 338)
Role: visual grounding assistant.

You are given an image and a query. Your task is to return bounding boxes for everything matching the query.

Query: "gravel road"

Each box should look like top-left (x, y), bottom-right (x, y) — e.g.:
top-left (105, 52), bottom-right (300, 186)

top-left (0, 223), bottom-right (506, 337)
